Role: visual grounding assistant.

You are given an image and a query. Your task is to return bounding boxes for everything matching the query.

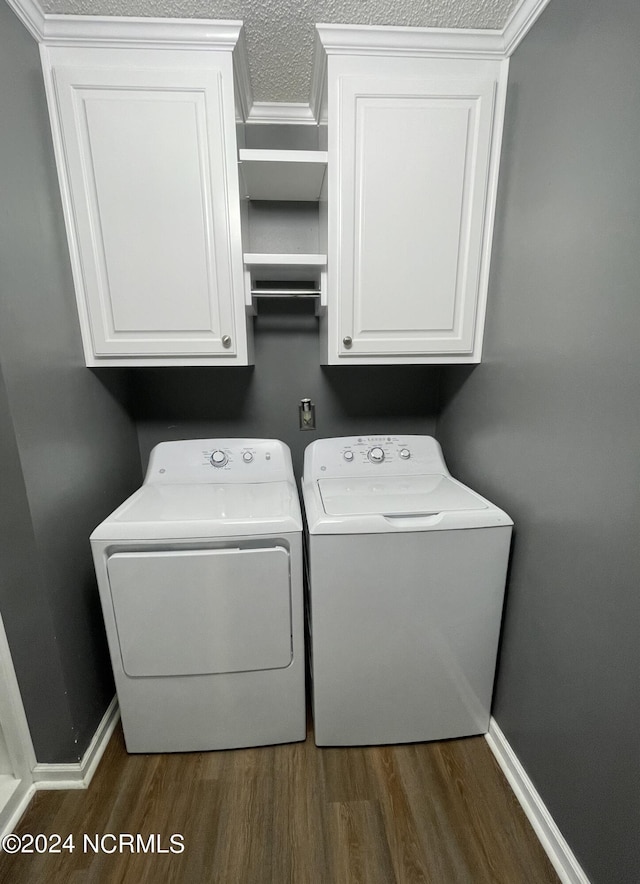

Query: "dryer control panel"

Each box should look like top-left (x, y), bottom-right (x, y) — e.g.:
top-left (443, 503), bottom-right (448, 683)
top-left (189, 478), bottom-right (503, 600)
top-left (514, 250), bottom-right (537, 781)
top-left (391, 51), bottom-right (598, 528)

top-left (144, 439), bottom-right (295, 484)
top-left (304, 435), bottom-right (449, 479)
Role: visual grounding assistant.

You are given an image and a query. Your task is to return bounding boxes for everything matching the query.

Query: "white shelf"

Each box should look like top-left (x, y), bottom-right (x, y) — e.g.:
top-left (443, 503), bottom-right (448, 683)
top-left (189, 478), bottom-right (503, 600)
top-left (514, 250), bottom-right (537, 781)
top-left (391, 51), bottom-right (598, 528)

top-left (243, 253), bottom-right (327, 313)
top-left (239, 150), bottom-right (328, 201)
top-left (244, 253), bottom-right (326, 280)
top-left (244, 252), bottom-right (326, 266)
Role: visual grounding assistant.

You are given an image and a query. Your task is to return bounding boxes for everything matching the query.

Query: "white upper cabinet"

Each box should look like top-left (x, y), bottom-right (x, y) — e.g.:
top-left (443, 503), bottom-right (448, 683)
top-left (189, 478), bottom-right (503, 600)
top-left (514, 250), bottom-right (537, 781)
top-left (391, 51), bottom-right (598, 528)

top-left (316, 29), bottom-right (509, 364)
top-left (41, 28), bottom-right (251, 366)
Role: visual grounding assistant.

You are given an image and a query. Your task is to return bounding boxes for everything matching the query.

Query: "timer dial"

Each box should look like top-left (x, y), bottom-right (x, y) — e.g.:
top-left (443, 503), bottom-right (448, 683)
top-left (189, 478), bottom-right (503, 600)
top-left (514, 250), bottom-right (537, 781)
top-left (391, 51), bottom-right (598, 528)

top-left (368, 446), bottom-right (385, 464)
top-left (210, 450), bottom-right (228, 467)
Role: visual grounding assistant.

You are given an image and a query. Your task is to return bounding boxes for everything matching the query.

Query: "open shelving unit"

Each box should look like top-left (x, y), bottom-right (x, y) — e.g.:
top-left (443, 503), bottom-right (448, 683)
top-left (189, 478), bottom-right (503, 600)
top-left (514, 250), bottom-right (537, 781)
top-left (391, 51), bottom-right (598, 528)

top-left (240, 148), bottom-right (328, 312)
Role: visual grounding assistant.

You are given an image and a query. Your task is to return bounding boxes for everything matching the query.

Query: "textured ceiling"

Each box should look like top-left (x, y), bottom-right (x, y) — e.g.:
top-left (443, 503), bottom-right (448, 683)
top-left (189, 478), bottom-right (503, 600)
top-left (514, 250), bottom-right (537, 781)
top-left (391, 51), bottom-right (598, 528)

top-left (38, 0), bottom-right (519, 102)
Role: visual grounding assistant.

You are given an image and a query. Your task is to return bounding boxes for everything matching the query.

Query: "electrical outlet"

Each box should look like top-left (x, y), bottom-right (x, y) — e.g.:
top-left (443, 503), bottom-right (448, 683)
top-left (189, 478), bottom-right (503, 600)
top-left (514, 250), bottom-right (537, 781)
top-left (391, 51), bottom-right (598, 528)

top-left (299, 398), bottom-right (316, 430)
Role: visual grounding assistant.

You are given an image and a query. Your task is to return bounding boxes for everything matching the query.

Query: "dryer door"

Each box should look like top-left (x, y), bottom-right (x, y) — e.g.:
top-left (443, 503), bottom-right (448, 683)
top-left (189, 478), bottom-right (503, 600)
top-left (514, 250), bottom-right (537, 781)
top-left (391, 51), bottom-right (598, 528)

top-left (107, 546), bottom-right (292, 676)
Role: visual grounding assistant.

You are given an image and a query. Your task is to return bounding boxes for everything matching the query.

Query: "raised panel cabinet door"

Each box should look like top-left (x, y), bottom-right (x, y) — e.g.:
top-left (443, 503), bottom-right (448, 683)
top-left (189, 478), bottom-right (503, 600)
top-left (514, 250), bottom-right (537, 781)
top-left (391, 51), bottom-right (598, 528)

top-left (52, 65), bottom-right (246, 361)
top-left (335, 76), bottom-right (497, 359)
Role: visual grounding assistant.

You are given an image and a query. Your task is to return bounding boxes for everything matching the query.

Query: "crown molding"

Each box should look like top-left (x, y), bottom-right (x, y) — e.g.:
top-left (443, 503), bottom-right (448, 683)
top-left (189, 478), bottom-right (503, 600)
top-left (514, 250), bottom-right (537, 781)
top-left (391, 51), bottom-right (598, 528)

top-left (310, 0), bottom-right (551, 124)
top-left (43, 15), bottom-right (243, 50)
top-left (8, 0), bottom-right (553, 124)
top-left (5, 5), bottom-right (244, 50)
top-left (314, 22), bottom-right (506, 59)
top-left (502, 0), bottom-right (553, 56)
top-left (314, 0), bottom-right (551, 60)
top-left (247, 102), bottom-right (316, 125)
top-left (309, 22), bottom-right (506, 128)
top-left (5, 0), bottom-right (45, 41)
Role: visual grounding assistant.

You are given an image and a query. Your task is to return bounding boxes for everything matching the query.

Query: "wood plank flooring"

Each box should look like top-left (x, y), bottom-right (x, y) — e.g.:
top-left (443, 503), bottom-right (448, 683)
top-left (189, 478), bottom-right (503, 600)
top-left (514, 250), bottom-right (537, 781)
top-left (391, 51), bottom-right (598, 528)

top-left (0, 722), bottom-right (559, 884)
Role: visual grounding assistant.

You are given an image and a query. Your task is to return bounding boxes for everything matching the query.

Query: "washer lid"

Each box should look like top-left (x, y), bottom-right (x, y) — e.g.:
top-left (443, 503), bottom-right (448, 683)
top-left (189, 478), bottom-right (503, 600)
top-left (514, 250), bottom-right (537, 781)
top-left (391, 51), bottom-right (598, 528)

top-left (304, 473), bottom-right (513, 534)
top-left (318, 475), bottom-right (487, 516)
top-left (91, 481), bottom-right (302, 541)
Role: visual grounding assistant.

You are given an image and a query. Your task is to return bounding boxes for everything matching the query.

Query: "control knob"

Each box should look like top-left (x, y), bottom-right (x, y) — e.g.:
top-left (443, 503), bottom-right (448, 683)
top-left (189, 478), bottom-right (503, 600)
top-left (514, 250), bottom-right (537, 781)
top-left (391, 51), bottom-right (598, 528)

top-left (368, 446), bottom-right (385, 464)
top-left (343, 450), bottom-right (354, 462)
top-left (242, 451), bottom-right (254, 463)
top-left (399, 448), bottom-right (411, 460)
top-left (210, 450), bottom-right (228, 468)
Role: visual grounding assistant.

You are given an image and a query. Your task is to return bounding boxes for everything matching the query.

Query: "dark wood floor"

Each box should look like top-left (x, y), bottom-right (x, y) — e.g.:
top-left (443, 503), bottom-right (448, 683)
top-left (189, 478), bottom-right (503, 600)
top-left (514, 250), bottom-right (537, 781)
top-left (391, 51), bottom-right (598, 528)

top-left (0, 722), bottom-right (559, 884)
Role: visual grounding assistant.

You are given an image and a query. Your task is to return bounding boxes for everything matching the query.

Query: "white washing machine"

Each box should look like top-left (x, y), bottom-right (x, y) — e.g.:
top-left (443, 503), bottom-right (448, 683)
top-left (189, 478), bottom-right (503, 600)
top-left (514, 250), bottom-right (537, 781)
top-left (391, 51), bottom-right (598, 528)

top-left (91, 438), bottom-right (305, 753)
top-left (302, 435), bottom-right (513, 747)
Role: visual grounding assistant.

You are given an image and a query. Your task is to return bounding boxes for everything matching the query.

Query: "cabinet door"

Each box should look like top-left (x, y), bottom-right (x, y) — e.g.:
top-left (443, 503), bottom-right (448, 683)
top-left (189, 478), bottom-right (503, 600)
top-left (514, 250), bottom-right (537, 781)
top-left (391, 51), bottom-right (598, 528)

top-left (333, 75), bottom-right (497, 361)
top-left (52, 64), bottom-right (247, 364)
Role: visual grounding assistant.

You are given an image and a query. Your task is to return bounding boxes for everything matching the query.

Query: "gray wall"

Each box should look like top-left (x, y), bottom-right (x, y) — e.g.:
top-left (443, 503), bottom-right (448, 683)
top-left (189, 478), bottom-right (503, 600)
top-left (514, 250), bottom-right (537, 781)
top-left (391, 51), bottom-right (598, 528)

top-left (0, 364), bottom-right (75, 760)
top-left (0, 2), bottom-right (142, 762)
top-left (132, 301), bottom-right (441, 477)
top-left (436, 1), bottom-right (640, 881)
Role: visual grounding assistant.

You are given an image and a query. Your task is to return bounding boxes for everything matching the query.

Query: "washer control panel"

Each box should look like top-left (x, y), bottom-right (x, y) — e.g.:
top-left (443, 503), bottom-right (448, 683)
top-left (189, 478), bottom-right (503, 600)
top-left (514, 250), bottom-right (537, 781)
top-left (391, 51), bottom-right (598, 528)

top-left (145, 439), bottom-right (294, 484)
top-left (367, 446), bottom-right (385, 463)
top-left (306, 435), bottom-right (448, 480)
top-left (210, 449), bottom-right (228, 468)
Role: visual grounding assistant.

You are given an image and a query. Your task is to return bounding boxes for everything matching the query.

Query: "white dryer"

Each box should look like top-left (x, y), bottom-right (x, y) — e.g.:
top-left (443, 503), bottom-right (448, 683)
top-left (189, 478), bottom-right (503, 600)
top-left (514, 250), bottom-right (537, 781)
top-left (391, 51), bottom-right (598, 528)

top-left (91, 438), bottom-right (305, 753)
top-left (302, 435), bottom-right (513, 747)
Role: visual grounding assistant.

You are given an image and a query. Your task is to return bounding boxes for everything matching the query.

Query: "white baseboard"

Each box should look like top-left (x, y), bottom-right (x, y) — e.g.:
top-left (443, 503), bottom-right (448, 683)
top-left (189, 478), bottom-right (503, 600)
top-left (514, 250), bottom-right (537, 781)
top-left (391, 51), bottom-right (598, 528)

top-left (0, 779), bottom-right (36, 840)
top-left (486, 718), bottom-right (591, 884)
top-left (32, 697), bottom-right (119, 791)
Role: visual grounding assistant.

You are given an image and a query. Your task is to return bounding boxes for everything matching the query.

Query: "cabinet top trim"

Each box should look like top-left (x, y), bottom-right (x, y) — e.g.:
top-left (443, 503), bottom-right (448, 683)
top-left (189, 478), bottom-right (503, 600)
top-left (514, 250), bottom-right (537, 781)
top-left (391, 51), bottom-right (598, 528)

top-left (314, 23), bottom-right (506, 59)
top-left (33, 14), bottom-right (252, 116)
top-left (309, 1), bottom-right (551, 122)
top-left (9, 7), bottom-right (244, 50)
top-left (9, 0), bottom-right (551, 124)
top-left (314, 0), bottom-right (552, 59)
